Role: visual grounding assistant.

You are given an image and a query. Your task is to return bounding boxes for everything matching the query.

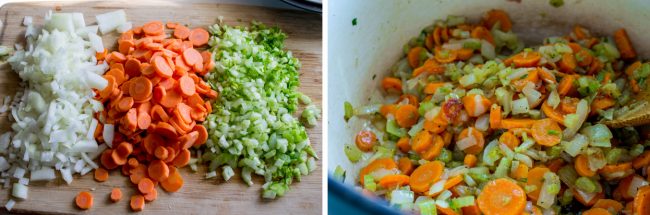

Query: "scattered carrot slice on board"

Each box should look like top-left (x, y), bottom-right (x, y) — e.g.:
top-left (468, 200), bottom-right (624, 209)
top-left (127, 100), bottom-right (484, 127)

top-left (161, 166), bottom-right (184, 192)
top-left (75, 191), bottom-right (94, 210)
top-left (130, 195), bottom-right (145, 211)
top-left (110, 188), bottom-right (123, 202)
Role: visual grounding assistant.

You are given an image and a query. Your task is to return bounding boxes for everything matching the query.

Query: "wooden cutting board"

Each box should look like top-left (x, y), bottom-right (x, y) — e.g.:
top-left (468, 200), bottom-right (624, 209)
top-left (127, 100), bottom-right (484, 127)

top-left (0, 1), bottom-right (322, 214)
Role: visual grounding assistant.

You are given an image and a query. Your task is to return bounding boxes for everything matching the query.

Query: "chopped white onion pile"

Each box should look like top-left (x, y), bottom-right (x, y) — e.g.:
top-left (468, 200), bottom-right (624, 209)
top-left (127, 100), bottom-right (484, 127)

top-left (0, 10), bottom-right (128, 209)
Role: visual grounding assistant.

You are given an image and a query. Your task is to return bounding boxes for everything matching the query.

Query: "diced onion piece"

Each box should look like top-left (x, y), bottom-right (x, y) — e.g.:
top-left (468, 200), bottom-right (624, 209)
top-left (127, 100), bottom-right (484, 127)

top-left (475, 114), bottom-right (489, 131)
top-left (12, 183), bottom-right (28, 199)
top-left (85, 71), bottom-right (108, 90)
top-left (627, 175), bottom-right (649, 198)
top-left (103, 124), bottom-right (115, 148)
top-left (563, 99), bottom-right (589, 139)
top-left (71, 12), bottom-right (85, 29)
top-left (480, 40), bottom-right (495, 59)
top-left (522, 82), bottom-right (542, 107)
top-left (428, 179), bottom-right (447, 195)
top-left (5, 199), bottom-right (15, 211)
top-left (88, 33), bottom-right (104, 53)
top-left (547, 89), bottom-right (560, 109)
top-left (22, 16), bottom-right (33, 26)
top-left (512, 97), bottom-right (530, 115)
top-left (30, 167), bottom-right (56, 181)
top-left (457, 135), bottom-right (477, 150)
top-left (60, 168), bottom-right (73, 184)
top-left (45, 13), bottom-right (74, 32)
top-left (116, 22), bottom-right (133, 33)
top-left (95, 9), bottom-right (127, 34)
top-left (537, 172), bottom-right (560, 209)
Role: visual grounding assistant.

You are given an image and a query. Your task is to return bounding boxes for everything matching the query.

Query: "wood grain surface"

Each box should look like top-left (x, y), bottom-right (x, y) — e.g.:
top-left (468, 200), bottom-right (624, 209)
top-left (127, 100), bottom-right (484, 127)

top-left (0, 1), bottom-right (322, 214)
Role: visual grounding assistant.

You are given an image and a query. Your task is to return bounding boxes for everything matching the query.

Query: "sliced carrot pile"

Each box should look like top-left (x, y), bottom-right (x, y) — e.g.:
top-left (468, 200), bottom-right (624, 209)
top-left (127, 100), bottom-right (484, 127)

top-left (93, 21), bottom-right (216, 211)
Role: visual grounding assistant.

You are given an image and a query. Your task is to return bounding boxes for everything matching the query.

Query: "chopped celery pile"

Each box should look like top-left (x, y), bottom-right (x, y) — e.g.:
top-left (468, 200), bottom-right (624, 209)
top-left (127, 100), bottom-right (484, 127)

top-left (202, 22), bottom-right (319, 199)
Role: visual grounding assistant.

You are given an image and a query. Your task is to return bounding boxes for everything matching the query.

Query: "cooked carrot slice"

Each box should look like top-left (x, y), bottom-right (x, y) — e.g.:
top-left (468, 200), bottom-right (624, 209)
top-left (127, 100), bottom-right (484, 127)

top-left (575, 154), bottom-right (596, 177)
top-left (378, 174), bottom-right (410, 189)
top-left (75, 191), bottom-right (94, 210)
top-left (464, 154), bottom-right (478, 167)
top-left (591, 97), bottom-right (615, 115)
top-left (593, 199), bottom-right (624, 214)
top-left (499, 131), bottom-right (520, 149)
top-left (355, 130), bottom-right (377, 152)
top-left (477, 178), bottom-right (526, 215)
top-left (614, 28), bottom-right (636, 59)
top-left (484, 9), bottom-right (512, 31)
top-left (395, 104), bottom-right (419, 128)
top-left (397, 157), bottom-right (414, 175)
top-left (396, 136), bottom-right (411, 153)
top-left (409, 161), bottom-right (444, 193)
top-left (558, 53), bottom-right (577, 73)
top-left (582, 208), bottom-right (611, 215)
top-left (407, 47), bottom-right (426, 68)
top-left (531, 118), bottom-right (562, 146)
top-left (635, 185), bottom-right (650, 215)
top-left (381, 77), bottom-right (402, 93)
top-left (462, 94), bottom-right (491, 117)
top-left (632, 151), bottom-right (650, 169)
top-left (471, 26), bottom-right (494, 44)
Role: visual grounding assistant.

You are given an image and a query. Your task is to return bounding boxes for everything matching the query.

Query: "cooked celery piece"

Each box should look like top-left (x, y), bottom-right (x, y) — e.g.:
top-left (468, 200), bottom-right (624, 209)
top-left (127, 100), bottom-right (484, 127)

top-left (204, 22), bottom-right (318, 198)
top-left (630, 144), bottom-right (645, 157)
top-left (333, 165), bottom-right (346, 182)
top-left (575, 176), bottom-right (598, 193)
top-left (344, 144), bottom-right (363, 163)
top-left (537, 172), bottom-right (560, 209)
top-left (417, 200), bottom-right (438, 215)
top-left (450, 196), bottom-right (475, 209)
top-left (606, 148), bottom-right (624, 164)
top-left (364, 175), bottom-right (377, 191)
